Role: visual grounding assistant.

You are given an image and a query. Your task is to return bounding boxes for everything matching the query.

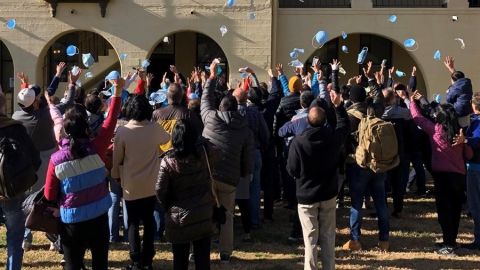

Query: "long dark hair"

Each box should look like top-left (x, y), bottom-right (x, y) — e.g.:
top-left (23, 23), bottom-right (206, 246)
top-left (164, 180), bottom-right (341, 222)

top-left (64, 104), bottom-right (90, 159)
top-left (434, 103), bottom-right (460, 145)
top-left (171, 120), bottom-right (199, 159)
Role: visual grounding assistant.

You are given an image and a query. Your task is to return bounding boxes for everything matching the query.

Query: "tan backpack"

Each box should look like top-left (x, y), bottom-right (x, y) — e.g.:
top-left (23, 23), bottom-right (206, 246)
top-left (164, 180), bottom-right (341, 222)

top-left (355, 116), bottom-right (399, 173)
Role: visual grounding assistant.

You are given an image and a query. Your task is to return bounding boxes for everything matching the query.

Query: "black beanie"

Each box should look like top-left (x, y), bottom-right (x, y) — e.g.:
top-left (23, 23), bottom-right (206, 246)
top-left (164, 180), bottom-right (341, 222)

top-left (349, 85), bottom-right (366, 103)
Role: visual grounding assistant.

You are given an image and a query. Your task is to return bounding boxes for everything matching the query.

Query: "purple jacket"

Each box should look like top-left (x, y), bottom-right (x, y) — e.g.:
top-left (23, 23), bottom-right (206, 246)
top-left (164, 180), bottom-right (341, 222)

top-left (410, 100), bottom-right (472, 175)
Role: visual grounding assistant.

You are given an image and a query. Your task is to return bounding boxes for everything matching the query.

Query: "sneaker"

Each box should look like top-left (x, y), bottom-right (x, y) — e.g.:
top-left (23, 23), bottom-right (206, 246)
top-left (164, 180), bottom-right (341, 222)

top-left (436, 246), bottom-right (456, 257)
top-left (378, 241), bottom-right (389, 252)
top-left (22, 240), bottom-right (32, 252)
top-left (342, 240), bottom-right (362, 251)
top-left (60, 258), bottom-right (66, 266)
top-left (220, 253), bottom-right (231, 264)
top-left (461, 242), bottom-right (480, 250)
top-left (189, 253), bottom-right (195, 262)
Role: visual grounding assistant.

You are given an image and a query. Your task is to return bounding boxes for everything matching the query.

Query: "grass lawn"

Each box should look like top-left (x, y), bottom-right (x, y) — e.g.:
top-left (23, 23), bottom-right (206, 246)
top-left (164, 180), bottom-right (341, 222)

top-left (0, 193), bottom-right (478, 269)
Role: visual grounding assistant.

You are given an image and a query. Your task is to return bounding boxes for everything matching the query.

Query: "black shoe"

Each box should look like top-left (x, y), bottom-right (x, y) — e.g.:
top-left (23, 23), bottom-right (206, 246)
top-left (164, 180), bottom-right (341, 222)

top-left (461, 242), bottom-right (480, 250)
top-left (436, 246), bottom-right (456, 257)
top-left (220, 253), bottom-right (231, 264)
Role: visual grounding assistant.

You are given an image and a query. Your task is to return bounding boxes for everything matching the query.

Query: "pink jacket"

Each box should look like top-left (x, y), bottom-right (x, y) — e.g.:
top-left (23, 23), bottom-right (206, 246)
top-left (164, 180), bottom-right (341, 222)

top-left (410, 100), bottom-right (472, 175)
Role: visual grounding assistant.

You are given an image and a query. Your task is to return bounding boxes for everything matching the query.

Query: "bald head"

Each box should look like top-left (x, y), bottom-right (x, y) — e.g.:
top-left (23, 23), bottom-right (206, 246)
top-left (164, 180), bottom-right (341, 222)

top-left (233, 88), bottom-right (247, 104)
top-left (308, 107), bottom-right (326, 127)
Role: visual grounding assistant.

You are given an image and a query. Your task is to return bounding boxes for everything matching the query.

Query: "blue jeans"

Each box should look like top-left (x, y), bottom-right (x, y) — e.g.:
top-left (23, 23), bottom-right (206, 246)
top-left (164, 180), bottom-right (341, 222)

top-left (0, 195), bottom-right (26, 270)
top-left (108, 179), bottom-right (128, 242)
top-left (467, 168), bottom-right (480, 245)
top-left (249, 149), bottom-right (263, 227)
top-left (349, 166), bottom-right (389, 241)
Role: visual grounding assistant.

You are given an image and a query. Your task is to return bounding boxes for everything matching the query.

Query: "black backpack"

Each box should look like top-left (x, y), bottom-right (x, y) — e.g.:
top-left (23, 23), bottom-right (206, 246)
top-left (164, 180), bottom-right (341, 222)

top-left (0, 121), bottom-right (37, 199)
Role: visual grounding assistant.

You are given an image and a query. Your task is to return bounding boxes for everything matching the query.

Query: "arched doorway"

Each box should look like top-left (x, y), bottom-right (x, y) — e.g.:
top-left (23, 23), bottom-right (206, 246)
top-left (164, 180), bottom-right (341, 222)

top-left (0, 41), bottom-right (14, 116)
top-left (147, 31), bottom-right (228, 89)
top-left (40, 31), bottom-right (120, 94)
top-left (304, 33), bottom-right (427, 92)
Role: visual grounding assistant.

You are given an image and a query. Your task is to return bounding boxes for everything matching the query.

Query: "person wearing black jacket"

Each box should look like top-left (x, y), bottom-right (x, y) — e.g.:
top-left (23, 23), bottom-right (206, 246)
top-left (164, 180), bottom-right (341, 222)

top-left (0, 91), bottom-right (41, 270)
top-left (286, 60), bottom-right (348, 270)
top-left (261, 67), bottom-right (284, 222)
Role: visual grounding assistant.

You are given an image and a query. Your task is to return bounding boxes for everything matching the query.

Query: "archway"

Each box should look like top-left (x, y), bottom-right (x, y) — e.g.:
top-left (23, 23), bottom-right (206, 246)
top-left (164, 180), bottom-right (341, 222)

top-left (304, 33), bottom-right (427, 92)
top-left (0, 41), bottom-right (14, 116)
top-left (39, 31), bottom-right (120, 94)
top-left (147, 31), bottom-right (229, 89)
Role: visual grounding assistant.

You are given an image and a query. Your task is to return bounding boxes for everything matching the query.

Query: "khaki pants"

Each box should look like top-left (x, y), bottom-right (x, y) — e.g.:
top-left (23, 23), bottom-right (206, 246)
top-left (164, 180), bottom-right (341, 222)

top-left (298, 197), bottom-right (336, 270)
top-left (213, 180), bottom-right (236, 256)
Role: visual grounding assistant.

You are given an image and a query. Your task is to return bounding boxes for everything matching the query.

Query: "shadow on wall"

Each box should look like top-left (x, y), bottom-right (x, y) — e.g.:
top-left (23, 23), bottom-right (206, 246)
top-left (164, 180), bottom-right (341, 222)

top-left (47, 0), bottom-right (265, 79)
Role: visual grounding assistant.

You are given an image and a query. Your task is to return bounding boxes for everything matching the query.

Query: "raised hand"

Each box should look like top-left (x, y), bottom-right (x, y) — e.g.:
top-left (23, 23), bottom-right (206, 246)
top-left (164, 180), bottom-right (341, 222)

top-left (68, 69), bottom-right (82, 85)
top-left (209, 60), bottom-right (218, 79)
top-left (444, 56), bottom-right (456, 74)
top-left (55, 62), bottom-right (67, 77)
top-left (374, 71), bottom-right (383, 85)
top-left (388, 66), bottom-right (395, 78)
top-left (16, 72), bottom-right (29, 85)
top-left (452, 128), bottom-right (466, 146)
top-left (330, 59), bottom-right (341, 71)
top-left (347, 76), bottom-right (356, 86)
top-left (411, 66), bottom-right (417, 77)
top-left (411, 90), bottom-right (423, 101)
top-left (330, 89), bottom-right (342, 107)
top-left (275, 63), bottom-right (284, 76)
top-left (355, 75), bottom-right (363, 85)
top-left (267, 68), bottom-right (274, 78)
top-left (363, 61), bottom-right (373, 79)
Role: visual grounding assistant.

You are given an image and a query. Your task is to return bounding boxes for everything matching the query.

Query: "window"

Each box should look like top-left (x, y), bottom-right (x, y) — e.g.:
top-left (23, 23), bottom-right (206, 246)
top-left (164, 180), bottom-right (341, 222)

top-left (359, 34), bottom-right (392, 72)
top-left (470, 0), bottom-right (480, 7)
top-left (372, 0), bottom-right (447, 8)
top-left (279, 0), bottom-right (351, 8)
top-left (0, 42), bottom-right (14, 115)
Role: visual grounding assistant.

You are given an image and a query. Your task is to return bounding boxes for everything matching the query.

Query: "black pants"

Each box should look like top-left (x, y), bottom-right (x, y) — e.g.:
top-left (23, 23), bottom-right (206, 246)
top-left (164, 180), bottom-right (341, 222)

top-left (172, 237), bottom-right (211, 270)
top-left (61, 213), bottom-right (109, 270)
top-left (125, 196), bottom-right (156, 266)
top-left (236, 199), bottom-right (251, 234)
top-left (432, 172), bottom-right (465, 246)
top-left (388, 165), bottom-right (405, 214)
top-left (261, 141), bottom-right (278, 220)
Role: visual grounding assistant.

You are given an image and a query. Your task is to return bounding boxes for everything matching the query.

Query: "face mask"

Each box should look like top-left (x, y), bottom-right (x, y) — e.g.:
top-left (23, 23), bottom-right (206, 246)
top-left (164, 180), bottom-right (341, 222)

top-left (220, 25), bottom-right (228, 37)
top-left (66, 45), bottom-right (79, 57)
top-left (341, 31), bottom-right (348, 40)
top-left (342, 45), bottom-right (349, 54)
top-left (141, 59), bottom-right (150, 69)
top-left (396, 70), bottom-right (406, 77)
top-left (434, 50), bottom-right (441, 61)
top-left (313, 30), bottom-right (328, 48)
top-left (82, 53), bottom-right (95, 68)
top-left (357, 47), bottom-right (368, 64)
top-left (71, 66), bottom-right (81, 76)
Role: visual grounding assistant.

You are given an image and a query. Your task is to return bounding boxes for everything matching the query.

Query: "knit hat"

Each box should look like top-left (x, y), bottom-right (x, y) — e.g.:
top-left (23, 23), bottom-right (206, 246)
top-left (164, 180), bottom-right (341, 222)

top-left (349, 85), bottom-right (367, 103)
top-left (17, 88), bottom-right (36, 108)
top-left (288, 76), bottom-right (302, 93)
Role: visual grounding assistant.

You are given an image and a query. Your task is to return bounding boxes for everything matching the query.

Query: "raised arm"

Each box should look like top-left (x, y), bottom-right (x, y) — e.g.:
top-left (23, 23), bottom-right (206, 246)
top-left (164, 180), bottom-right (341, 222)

top-left (93, 78), bottom-right (123, 159)
top-left (277, 64), bottom-right (290, 97)
top-left (55, 69), bottom-right (80, 114)
top-left (444, 56), bottom-right (456, 74)
top-left (409, 91), bottom-right (435, 136)
top-left (47, 62), bottom-right (66, 96)
top-left (409, 66), bottom-right (417, 91)
top-left (200, 61), bottom-right (219, 123)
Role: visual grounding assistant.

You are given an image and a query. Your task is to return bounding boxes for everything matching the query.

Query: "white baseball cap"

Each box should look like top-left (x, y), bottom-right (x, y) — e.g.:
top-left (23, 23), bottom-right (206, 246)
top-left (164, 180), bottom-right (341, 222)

top-left (17, 88), bottom-right (36, 108)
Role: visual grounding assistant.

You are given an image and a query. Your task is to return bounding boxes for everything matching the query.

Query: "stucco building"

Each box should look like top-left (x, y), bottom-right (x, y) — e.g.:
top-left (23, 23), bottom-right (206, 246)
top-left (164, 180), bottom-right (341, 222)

top-left (0, 0), bottom-right (479, 115)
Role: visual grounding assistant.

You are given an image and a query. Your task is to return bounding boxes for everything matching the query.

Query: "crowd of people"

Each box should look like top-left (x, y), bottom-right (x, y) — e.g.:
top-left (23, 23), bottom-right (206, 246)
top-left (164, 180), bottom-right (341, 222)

top-left (0, 52), bottom-right (478, 270)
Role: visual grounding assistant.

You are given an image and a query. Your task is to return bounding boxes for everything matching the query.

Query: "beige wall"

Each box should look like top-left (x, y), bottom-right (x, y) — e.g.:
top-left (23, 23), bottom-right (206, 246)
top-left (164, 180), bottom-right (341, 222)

top-left (0, 0), bottom-right (272, 106)
top-left (275, 0), bottom-right (478, 98)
